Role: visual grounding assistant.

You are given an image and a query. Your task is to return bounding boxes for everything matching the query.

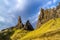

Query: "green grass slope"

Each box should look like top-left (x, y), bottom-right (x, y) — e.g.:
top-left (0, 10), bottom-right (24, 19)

top-left (0, 27), bottom-right (30, 40)
top-left (10, 29), bottom-right (30, 40)
top-left (20, 18), bottom-right (60, 40)
top-left (0, 27), bottom-right (17, 40)
top-left (33, 29), bottom-right (60, 40)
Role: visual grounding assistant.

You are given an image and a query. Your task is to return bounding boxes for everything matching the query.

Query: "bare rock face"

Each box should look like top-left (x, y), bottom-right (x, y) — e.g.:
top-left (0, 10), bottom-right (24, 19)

top-left (24, 20), bottom-right (34, 31)
top-left (36, 3), bottom-right (60, 29)
top-left (16, 16), bottom-right (24, 29)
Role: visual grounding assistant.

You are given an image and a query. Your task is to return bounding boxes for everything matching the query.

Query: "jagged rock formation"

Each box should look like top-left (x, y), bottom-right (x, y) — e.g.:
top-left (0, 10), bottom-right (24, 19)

top-left (16, 16), bottom-right (24, 29)
top-left (16, 16), bottom-right (34, 30)
top-left (24, 20), bottom-right (34, 31)
top-left (1, 16), bottom-right (34, 31)
top-left (0, 16), bottom-right (34, 40)
top-left (36, 3), bottom-right (60, 29)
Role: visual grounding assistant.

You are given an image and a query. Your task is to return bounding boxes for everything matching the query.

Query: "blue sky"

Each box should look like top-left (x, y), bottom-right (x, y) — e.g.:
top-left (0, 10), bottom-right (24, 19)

top-left (0, 0), bottom-right (60, 30)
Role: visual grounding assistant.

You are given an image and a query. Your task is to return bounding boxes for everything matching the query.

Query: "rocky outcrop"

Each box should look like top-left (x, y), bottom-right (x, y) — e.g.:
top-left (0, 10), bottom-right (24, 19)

top-left (36, 2), bottom-right (60, 29)
top-left (16, 16), bottom-right (24, 29)
top-left (0, 17), bottom-right (34, 40)
top-left (15, 16), bottom-right (34, 30)
top-left (24, 20), bottom-right (34, 31)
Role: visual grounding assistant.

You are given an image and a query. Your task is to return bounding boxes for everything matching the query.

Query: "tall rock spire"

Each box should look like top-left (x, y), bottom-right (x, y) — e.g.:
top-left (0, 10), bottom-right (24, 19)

top-left (18, 16), bottom-right (22, 23)
top-left (16, 16), bottom-right (24, 29)
top-left (24, 20), bottom-right (34, 31)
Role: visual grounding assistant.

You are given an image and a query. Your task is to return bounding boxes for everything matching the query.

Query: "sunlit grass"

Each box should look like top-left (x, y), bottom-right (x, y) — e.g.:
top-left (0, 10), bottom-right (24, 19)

top-left (20, 18), bottom-right (60, 40)
top-left (10, 29), bottom-right (30, 40)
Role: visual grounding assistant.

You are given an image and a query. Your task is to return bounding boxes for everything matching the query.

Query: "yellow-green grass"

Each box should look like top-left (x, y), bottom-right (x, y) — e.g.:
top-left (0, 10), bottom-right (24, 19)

top-left (20, 18), bottom-right (60, 40)
top-left (10, 29), bottom-right (30, 40)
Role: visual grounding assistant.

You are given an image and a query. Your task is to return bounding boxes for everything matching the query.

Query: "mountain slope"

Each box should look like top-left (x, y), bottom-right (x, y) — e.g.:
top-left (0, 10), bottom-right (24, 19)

top-left (10, 29), bottom-right (30, 40)
top-left (20, 18), bottom-right (60, 40)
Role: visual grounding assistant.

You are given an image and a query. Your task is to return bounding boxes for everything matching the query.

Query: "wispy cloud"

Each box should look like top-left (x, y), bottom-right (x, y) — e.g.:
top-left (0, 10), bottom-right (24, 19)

top-left (0, 0), bottom-right (28, 30)
top-left (29, 9), bottom-right (40, 24)
top-left (31, 11), bottom-right (40, 23)
top-left (53, 0), bottom-right (57, 3)
top-left (4, 0), bottom-right (9, 5)
top-left (16, 0), bottom-right (27, 10)
top-left (0, 16), bottom-right (5, 22)
top-left (42, 1), bottom-right (52, 8)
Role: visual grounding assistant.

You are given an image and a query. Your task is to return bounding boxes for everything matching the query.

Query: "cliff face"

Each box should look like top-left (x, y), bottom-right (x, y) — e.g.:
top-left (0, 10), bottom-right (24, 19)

top-left (36, 3), bottom-right (60, 29)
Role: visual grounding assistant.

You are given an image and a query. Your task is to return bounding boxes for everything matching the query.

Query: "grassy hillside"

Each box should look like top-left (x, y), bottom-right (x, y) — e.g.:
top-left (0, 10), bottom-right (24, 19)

top-left (0, 27), bottom-right (30, 40)
top-left (10, 29), bottom-right (30, 40)
top-left (32, 29), bottom-right (60, 40)
top-left (20, 18), bottom-right (60, 40)
top-left (0, 18), bottom-right (60, 40)
top-left (0, 27), bottom-right (17, 40)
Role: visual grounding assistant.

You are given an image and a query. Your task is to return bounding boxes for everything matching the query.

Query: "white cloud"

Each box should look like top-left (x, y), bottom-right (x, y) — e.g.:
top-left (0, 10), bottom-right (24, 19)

top-left (43, 1), bottom-right (52, 8)
top-left (47, 1), bottom-right (52, 5)
top-left (0, 16), bottom-right (5, 22)
top-left (32, 18), bottom-right (38, 23)
top-left (15, 0), bottom-right (27, 11)
top-left (50, 5), bottom-right (56, 8)
top-left (5, 18), bottom-right (13, 23)
top-left (37, 10), bottom-right (40, 15)
top-left (5, 0), bottom-right (28, 14)
top-left (4, 0), bottom-right (9, 5)
top-left (53, 0), bottom-right (57, 3)
top-left (0, 16), bottom-right (13, 23)
top-left (0, 0), bottom-right (27, 26)
top-left (32, 11), bottom-right (40, 23)
top-left (29, 10), bottom-right (40, 24)
top-left (10, 14), bottom-right (16, 18)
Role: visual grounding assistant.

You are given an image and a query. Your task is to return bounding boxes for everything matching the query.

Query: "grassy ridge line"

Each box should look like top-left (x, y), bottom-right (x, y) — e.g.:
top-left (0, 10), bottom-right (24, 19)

top-left (20, 19), bottom-right (55, 40)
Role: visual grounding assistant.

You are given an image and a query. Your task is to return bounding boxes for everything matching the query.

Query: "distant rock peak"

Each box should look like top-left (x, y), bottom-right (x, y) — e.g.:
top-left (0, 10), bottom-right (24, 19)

top-left (18, 16), bottom-right (22, 23)
top-left (24, 20), bottom-right (34, 31)
top-left (16, 16), bottom-right (24, 29)
top-left (16, 17), bottom-right (34, 31)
